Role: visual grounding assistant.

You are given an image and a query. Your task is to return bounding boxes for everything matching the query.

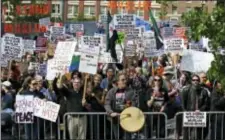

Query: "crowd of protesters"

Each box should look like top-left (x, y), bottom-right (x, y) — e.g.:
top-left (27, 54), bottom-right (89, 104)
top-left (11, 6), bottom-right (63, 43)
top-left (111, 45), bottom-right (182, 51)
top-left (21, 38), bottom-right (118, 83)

top-left (1, 52), bottom-right (225, 140)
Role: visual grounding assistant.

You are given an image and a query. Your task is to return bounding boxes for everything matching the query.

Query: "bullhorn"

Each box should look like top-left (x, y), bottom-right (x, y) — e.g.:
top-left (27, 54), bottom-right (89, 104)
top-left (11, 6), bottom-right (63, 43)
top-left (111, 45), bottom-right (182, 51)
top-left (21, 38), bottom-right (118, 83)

top-left (119, 107), bottom-right (145, 132)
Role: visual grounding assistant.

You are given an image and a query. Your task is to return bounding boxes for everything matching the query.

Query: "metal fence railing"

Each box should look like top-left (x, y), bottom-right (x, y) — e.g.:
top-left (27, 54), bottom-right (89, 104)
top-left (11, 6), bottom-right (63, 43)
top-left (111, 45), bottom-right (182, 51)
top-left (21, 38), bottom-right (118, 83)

top-left (63, 112), bottom-right (168, 140)
top-left (174, 112), bottom-right (225, 140)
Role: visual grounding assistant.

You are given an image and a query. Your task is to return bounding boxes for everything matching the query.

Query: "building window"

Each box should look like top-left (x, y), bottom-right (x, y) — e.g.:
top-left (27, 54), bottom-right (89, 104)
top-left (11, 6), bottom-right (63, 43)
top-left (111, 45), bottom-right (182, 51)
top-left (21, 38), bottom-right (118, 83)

top-left (172, 5), bottom-right (178, 15)
top-left (52, 4), bottom-right (60, 14)
top-left (136, 9), bottom-right (144, 17)
top-left (68, 5), bottom-right (78, 16)
top-left (84, 6), bottom-right (95, 16)
top-left (100, 6), bottom-right (107, 14)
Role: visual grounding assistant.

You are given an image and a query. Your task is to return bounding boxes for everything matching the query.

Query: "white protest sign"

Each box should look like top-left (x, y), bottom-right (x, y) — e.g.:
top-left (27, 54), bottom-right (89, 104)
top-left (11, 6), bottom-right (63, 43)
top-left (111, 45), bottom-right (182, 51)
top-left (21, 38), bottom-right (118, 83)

top-left (79, 53), bottom-right (99, 74)
top-left (80, 36), bottom-right (102, 55)
top-left (1, 54), bottom-right (8, 68)
top-left (143, 31), bottom-right (158, 57)
top-left (15, 95), bottom-right (34, 123)
top-left (1, 34), bottom-right (23, 59)
top-left (114, 14), bottom-right (135, 30)
top-left (23, 39), bottom-right (36, 54)
top-left (183, 112), bottom-right (207, 127)
top-left (70, 24), bottom-right (84, 33)
top-left (50, 26), bottom-right (66, 40)
top-left (46, 59), bottom-right (57, 80)
top-left (162, 27), bottom-right (174, 37)
top-left (125, 40), bottom-right (135, 56)
top-left (39, 17), bottom-right (51, 26)
top-left (51, 41), bottom-right (77, 74)
top-left (126, 27), bottom-right (142, 40)
top-left (29, 62), bottom-right (40, 72)
top-left (180, 50), bottom-right (214, 73)
top-left (164, 38), bottom-right (184, 51)
top-left (33, 97), bottom-right (60, 122)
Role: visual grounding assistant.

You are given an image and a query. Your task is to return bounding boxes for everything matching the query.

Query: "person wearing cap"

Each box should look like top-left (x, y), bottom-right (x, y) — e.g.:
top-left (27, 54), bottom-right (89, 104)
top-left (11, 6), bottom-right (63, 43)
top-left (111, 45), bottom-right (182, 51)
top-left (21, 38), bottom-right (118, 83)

top-left (1, 81), bottom-right (14, 131)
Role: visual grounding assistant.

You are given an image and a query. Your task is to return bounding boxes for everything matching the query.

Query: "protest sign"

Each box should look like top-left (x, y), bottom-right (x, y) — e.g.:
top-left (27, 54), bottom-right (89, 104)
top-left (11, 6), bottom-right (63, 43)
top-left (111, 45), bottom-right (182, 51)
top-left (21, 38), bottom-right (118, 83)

top-left (36, 37), bottom-right (47, 51)
top-left (180, 50), bottom-right (214, 73)
top-left (38, 64), bottom-right (47, 76)
top-left (50, 41), bottom-right (76, 74)
top-left (164, 38), bottom-right (184, 51)
top-left (15, 95), bottom-right (34, 123)
top-left (162, 27), bottom-right (174, 37)
top-left (29, 62), bottom-right (40, 73)
top-left (114, 14), bottom-right (135, 30)
top-left (125, 40), bottom-right (135, 56)
top-left (79, 53), bottom-right (99, 74)
top-left (46, 59), bottom-right (57, 80)
top-left (69, 55), bottom-right (80, 72)
top-left (173, 27), bottom-right (186, 37)
top-left (23, 39), bottom-right (36, 54)
top-left (1, 34), bottom-right (23, 60)
top-left (80, 36), bottom-right (102, 55)
top-left (0, 55), bottom-right (8, 68)
top-left (183, 112), bottom-right (207, 127)
top-left (143, 31), bottom-right (158, 57)
top-left (70, 24), bottom-right (84, 33)
top-left (189, 42), bottom-right (203, 51)
top-left (33, 97), bottom-right (60, 122)
top-left (126, 27), bottom-right (142, 40)
top-left (39, 17), bottom-right (50, 27)
top-left (50, 26), bottom-right (66, 41)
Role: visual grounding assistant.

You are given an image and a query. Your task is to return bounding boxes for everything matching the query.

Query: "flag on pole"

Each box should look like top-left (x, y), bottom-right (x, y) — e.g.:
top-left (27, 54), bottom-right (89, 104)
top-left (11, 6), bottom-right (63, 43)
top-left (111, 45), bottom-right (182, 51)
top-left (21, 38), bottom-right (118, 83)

top-left (149, 10), bottom-right (164, 50)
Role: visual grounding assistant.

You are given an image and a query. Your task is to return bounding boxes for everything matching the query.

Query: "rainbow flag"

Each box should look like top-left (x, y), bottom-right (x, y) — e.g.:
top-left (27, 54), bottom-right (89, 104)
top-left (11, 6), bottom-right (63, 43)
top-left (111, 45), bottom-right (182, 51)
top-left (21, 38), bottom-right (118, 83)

top-left (69, 55), bottom-right (80, 72)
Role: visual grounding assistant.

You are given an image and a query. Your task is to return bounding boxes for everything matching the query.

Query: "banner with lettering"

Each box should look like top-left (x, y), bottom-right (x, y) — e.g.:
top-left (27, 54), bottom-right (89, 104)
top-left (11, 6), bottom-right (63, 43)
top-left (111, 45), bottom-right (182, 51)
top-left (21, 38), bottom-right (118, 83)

top-left (15, 95), bottom-right (34, 123)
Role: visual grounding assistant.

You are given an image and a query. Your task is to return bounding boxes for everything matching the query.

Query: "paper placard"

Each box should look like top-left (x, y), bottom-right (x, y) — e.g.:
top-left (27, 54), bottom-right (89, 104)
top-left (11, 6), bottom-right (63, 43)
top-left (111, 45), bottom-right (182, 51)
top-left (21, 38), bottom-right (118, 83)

top-left (114, 14), bottom-right (135, 29)
top-left (1, 54), bottom-right (8, 68)
top-left (162, 27), bottom-right (174, 37)
top-left (50, 26), bottom-right (66, 40)
top-left (39, 17), bottom-right (51, 26)
top-left (70, 24), bottom-right (84, 33)
top-left (33, 98), bottom-right (60, 122)
top-left (15, 95), bottom-right (34, 123)
top-left (164, 38), bottom-right (184, 51)
top-left (125, 40), bottom-right (135, 56)
top-left (80, 36), bottom-right (102, 55)
top-left (143, 31), bottom-right (157, 57)
top-left (183, 112), bottom-right (207, 127)
top-left (23, 39), bottom-right (36, 54)
top-left (1, 35), bottom-right (23, 60)
top-left (79, 53), bottom-right (99, 75)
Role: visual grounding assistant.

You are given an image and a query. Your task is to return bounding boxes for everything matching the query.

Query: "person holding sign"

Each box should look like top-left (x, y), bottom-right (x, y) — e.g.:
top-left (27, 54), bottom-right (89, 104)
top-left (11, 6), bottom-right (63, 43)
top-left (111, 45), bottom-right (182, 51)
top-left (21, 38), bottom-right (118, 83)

top-left (181, 74), bottom-right (210, 140)
top-left (19, 77), bottom-right (45, 140)
top-left (53, 74), bottom-right (88, 140)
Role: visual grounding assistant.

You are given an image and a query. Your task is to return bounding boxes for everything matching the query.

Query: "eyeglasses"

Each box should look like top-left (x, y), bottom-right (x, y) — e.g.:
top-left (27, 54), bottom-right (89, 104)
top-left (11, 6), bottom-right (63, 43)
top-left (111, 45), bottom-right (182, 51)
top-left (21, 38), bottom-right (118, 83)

top-left (31, 83), bottom-right (38, 85)
top-left (120, 79), bottom-right (126, 81)
top-left (192, 79), bottom-right (199, 82)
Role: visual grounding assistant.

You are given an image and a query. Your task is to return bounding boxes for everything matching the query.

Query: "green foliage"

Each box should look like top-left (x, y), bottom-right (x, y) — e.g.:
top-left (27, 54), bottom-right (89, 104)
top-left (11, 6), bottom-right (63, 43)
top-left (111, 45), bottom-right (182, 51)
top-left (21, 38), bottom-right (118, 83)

top-left (181, 4), bottom-right (225, 89)
top-left (116, 32), bottom-right (125, 45)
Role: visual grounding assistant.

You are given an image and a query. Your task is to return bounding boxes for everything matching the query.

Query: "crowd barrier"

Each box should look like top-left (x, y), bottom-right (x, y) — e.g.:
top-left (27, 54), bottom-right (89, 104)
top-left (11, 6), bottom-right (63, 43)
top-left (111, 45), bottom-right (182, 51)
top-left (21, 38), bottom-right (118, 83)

top-left (1, 111), bottom-right (225, 140)
top-left (63, 112), bottom-right (168, 140)
top-left (174, 112), bottom-right (225, 140)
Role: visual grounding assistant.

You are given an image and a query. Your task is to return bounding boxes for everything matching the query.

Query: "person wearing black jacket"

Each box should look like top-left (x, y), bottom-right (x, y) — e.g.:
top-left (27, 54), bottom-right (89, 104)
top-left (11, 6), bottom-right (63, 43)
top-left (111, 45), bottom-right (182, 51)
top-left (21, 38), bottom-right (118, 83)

top-left (210, 81), bottom-right (225, 140)
top-left (20, 77), bottom-right (45, 140)
top-left (53, 74), bottom-right (88, 140)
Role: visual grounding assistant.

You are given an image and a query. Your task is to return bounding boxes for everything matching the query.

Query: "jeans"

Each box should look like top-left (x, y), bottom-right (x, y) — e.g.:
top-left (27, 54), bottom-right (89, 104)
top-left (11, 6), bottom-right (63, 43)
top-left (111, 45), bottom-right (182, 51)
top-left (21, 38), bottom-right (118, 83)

top-left (24, 118), bottom-right (44, 140)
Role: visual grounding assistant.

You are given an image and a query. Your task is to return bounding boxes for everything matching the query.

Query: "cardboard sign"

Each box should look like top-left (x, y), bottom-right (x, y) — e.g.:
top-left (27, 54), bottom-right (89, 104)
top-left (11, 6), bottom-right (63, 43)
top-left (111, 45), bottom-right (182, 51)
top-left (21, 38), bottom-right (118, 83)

top-left (1, 34), bottom-right (23, 60)
top-left (164, 38), bottom-right (184, 51)
top-left (114, 14), bottom-right (135, 29)
top-left (33, 97), bottom-right (60, 122)
top-left (15, 95), bottom-right (34, 123)
top-left (183, 112), bottom-right (207, 127)
top-left (70, 24), bottom-right (84, 33)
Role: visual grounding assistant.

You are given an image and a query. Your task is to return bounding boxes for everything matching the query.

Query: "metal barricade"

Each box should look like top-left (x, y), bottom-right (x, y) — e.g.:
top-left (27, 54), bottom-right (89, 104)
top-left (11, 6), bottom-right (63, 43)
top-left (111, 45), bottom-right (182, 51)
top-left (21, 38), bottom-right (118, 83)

top-left (63, 112), bottom-right (168, 140)
top-left (1, 111), bottom-right (61, 140)
top-left (174, 112), bottom-right (225, 140)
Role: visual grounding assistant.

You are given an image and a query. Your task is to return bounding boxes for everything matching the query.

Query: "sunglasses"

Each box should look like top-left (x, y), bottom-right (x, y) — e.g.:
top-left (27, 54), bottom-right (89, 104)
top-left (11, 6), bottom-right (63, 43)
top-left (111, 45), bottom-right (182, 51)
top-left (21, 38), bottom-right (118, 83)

top-left (154, 79), bottom-right (160, 81)
top-left (31, 83), bottom-right (38, 85)
top-left (120, 79), bottom-right (126, 81)
top-left (192, 79), bottom-right (199, 82)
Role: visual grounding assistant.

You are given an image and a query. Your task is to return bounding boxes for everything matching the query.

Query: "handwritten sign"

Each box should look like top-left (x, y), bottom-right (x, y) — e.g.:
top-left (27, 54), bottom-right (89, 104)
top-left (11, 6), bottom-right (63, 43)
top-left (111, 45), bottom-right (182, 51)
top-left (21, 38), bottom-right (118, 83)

top-left (162, 27), bottom-right (174, 37)
top-left (164, 38), bottom-right (184, 51)
top-left (183, 112), bottom-right (207, 127)
top-left (125, 40), bottom-right (135, 56)
top-left (15, 95), bottom-right (34, 123)
top-left (70, 24), bottom-right (84, 33)
top-left (79, 53), bottom-right (99, 74)
top-left (1, 34), bottom-right (23, 60)
top-left (1, 54), bottom-right (8, 68)
top-left (114, 14), bottom-right (135, 29)
top-left (143, 31), bottom-right (158, 57)
top-left (80, 36), bottom-right (102, 55)
top-left (33, 98), bottom-right (60, 122)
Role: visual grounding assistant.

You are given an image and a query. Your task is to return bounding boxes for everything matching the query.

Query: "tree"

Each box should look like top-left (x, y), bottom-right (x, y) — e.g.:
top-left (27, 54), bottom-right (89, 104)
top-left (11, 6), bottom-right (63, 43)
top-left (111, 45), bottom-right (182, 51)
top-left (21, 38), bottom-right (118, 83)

top-left (181, 3), bottom-right (225, 89)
